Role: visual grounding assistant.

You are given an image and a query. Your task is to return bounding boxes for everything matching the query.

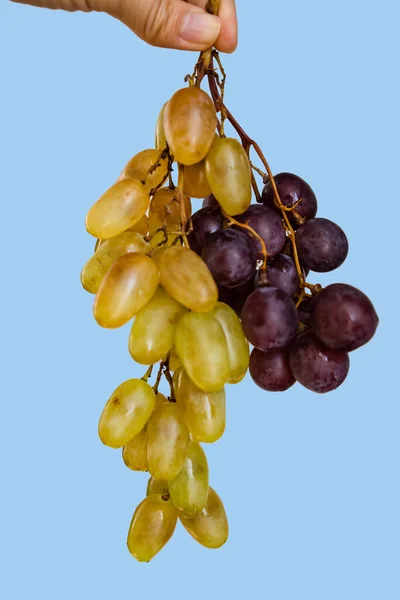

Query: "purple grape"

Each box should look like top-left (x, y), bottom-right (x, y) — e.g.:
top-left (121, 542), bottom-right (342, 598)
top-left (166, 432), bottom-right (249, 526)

top-left (241, 287), bottom-right (298, 350)
top-left (249, 347), bottom-right (295, 392)
top-left (262, 172), bottom-right (318, 228)
top-left (201, 229), bottom-right (257, 289)
top-left (188, 207), bottom-right (223, 254)
top-left (218, 280), bottom-right (255, 317)
top-left (311, 284), bottom-right (379, 352)
top-left (202, 194), bottom-right (219, 208)
top-left (255, 254), bottom-right (299, 297)
top-left (289, 331), bottom-right (350, 393)
top-left (296, 218), bottom-right (349, 272)
top-left (234, 204), bottom-right (286, 259)
top-left (297, 297), bottom-right (314, 327)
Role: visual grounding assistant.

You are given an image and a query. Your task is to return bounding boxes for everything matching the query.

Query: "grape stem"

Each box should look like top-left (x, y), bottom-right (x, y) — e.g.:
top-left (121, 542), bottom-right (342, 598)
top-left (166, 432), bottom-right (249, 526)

top-left (141, 365), bottom-right (153, 383)
top-left (222, 209), bottom-right (268, 273)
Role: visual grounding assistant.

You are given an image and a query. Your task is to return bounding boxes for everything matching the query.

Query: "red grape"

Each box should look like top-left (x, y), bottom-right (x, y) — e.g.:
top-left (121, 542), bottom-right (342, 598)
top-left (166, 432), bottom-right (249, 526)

top-left (234, 205), bottom-right (286, 258)
top-left (249, 347), bottom-right (295, 392)
top-left (255, 254), bottom-right (299, 296)
top-left (241, 287), bottom-right (298, 350)
top-left (188, 207), bottom-right (223, 254)
top-left (311, 283), bottom-right (379, 351)
top-left (202, 229), bottom-right (257, 288)
top-left (296, 218), bottom-right (349, 272)
top-left (262, 172), bottom-right (317, 228)
top-left (289, 331), bottom-right (350, 393)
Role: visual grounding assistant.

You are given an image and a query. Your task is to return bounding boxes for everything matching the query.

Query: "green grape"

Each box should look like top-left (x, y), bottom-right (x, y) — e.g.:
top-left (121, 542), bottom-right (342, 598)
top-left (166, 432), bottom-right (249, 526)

top-left (147, 402), bottom-right (190, 480)
top-left (146, 477), bottom-right (169, 497)
top-left (129, 288), bottom-right (187, 365)
top-left (122, 427), bottom-right (148, 472)
top-left (118, 149), bottom-right (169, 194)
top-left (121, 392), bottom-right (167, 470)
top-left (169, 347), bottom-right (182, 372)
top-left (148, 188), bottom-right (192, 234)
top-left (81, 231), bottom-right (150, 294)
top-left (179, 487), bottom-right (229, 549)
top-left (180, 162), bottom-right (211, 199)
top-left (177, 369), bottom-right (226, 443)
top-left (127, 495), bottom-right (178, 562)
top-left (205, 137), bottom-right (252, 216)
top-left (93, 253), bottom-right (159, 328)
top-left (154, 393), bottom-right (169, 408)
top-left (98, 379), bottom-right (155, 449)
top-left (155, 103), bottom-right (167, 150)
top-left (85, 179), bottom-right (150, 240)
top-left (158, 246), bottom-right (218, 312)
top-left (212, 302), bottom-right (250, 383)
top-left (172, 367), bottom-right (184, 403)
top-left (126, 214), bottom-right (149, 237)
top-left (164, 87), bottom-right (217, 165)
top-left (169, 442), bottom-right (209, 518)
top-left (175, 311), bottom-right (230, 392)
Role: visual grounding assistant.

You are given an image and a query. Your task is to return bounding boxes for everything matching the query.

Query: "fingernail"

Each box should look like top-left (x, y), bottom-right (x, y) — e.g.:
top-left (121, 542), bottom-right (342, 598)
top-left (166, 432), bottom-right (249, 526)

top-left (180, 12), bottom-right (221, 45)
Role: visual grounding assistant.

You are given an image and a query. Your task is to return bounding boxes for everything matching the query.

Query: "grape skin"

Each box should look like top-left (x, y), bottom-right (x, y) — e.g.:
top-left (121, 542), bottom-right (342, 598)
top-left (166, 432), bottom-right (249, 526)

top-left (249, 347), bottom-right (295, 392)
top-left (188, 207), bottom-right (223, 255)
top-left (235, 204), bottom-right (286, 258)
top-left (262, 172), bottom-right (318, 228)
top-left (289, 331), bottom-right (350, 393)
top-left (311, 283), bottom-right (379, 351)
top-left (296, 218), bottom-right (349, 272)
top-left (202, 229), bottom-right (257, 289)
top-left (241, 287), bottom-right (298, 350)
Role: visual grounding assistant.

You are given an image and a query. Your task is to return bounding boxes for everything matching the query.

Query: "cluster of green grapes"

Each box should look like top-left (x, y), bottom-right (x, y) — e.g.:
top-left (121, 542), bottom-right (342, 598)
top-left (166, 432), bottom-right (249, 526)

top-left (81, 72), bottom-right (255, 560)
top-left (81, 38), bottom-right (379, 559)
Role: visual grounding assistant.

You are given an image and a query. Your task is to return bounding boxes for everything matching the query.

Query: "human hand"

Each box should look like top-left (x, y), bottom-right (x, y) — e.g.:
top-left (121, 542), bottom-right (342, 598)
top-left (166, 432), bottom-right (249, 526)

top-left (11, 0), bottom-right (238, 53)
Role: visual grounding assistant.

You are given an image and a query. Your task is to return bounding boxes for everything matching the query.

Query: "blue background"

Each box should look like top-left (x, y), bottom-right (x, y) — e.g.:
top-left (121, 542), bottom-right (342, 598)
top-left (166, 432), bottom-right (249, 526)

top-left (1, 1), bottom-right (399, 598)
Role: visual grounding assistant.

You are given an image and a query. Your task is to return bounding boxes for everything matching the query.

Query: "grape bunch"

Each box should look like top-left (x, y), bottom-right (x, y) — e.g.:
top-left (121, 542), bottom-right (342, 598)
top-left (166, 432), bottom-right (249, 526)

top-left (81, 12), bottom-right (378, 562)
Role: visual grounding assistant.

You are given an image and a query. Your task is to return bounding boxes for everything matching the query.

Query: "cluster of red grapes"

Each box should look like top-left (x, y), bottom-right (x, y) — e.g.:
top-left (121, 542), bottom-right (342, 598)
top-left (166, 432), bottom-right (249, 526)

top-left (190, 172), bottom-right (379, 395)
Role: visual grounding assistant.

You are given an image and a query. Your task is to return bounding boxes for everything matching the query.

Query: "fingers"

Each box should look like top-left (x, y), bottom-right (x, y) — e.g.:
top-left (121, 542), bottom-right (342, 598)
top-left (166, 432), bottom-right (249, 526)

top-left (10, 0), bottom-right (238, 53)
top-left (186, 0), bottom-right (238, 53)
top-left (108, 0), bottom-right (221, 51)
top-left (216, 0), bottom-right (238, 53)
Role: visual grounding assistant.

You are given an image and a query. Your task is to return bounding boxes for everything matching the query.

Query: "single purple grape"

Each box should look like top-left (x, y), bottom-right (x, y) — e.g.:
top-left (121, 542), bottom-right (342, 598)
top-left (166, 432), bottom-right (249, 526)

top-left (202, 229), bottom-right (257, 289)
top-left (296, 218), bottom-right (349, 272)
top-left (241, 287), bottom-right (298, 350)
top-left (262, 172), bottom-right (318, 228)
top-left (188, 207), bottom-right (223, 254)
top-left (234, 204), bottom-right (286, 258)
top-left (289, 331), bottom-right (350, 393)
top-left (202, 194), bottom-right (220, 208)
top-left (311, 283), bottom-right (379, 351)
top-left (255, 254), bottom-right (299, 297)
top-left (249, 347), bottom-right (296, 392)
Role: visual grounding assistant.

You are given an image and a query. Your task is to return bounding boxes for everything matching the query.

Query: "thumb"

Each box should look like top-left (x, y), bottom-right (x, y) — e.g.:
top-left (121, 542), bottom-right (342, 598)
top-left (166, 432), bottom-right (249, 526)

top-left (108, 0), bottom-right (222, 51)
